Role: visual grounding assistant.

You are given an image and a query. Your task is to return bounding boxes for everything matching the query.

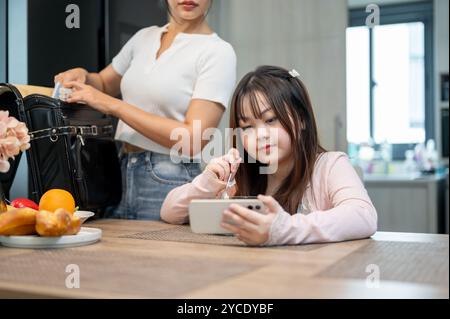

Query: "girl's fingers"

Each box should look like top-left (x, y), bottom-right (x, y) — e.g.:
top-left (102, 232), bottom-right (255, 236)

top-left (223, 153), bottom-right (242, 174)
top-left (221, 223), bottom-right (255, 245)
top-left (207, 151), bottom-right (242, 182)
top-left (257, 195), bottom-right (282, 214)
top-left (220, 220), bottom-right (240, 233)
top-left (229, 157), bottom-right (242, 174)
top-left (228, 148), bottom-right (241, 160)
top-left (232, 158), bottom-right (242, 173)
top-left (235, 233), bottom-right (255, 245)
top-left (207, 158), bottom-right (227, 180)
top-left (217, 160), bottom-right (231, 180)
top-left (228, 204), bottom-right (264, 225)
top-left (224, 152), bottom-right (241, 165)
top-left (223, 209), bottom-right (257, 232)
top-left (221, 220), bottom-right (260, 246)
top-left (220, 218), bottom-right (253, 237)
top-left (211, 163), bottom-right (225, 180)
top-left (223, 154), bottom-right (234, 165)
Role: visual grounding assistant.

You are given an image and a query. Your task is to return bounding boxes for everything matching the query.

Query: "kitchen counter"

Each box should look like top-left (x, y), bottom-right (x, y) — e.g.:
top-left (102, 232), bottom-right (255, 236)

top-left (364, 171), bottom-right (448, 183)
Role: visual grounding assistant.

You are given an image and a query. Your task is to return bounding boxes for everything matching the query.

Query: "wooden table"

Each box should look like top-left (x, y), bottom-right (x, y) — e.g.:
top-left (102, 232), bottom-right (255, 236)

top-left (0, 219), bottom-right (448, 299)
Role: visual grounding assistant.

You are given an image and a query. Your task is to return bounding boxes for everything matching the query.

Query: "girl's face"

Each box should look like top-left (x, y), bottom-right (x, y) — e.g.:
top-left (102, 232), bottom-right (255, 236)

top-left (238, 94), bottom-right (293, 167)
top-left (167, 0), bottom-right (211, 22)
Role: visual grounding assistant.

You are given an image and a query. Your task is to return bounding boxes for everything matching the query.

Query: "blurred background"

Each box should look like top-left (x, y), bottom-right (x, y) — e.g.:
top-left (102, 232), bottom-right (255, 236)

top-left (0, 0), bottom-right (448, 234)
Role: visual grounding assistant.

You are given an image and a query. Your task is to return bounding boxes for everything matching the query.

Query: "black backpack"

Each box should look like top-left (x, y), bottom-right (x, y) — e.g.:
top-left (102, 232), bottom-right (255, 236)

top-left (0, 83), bottom-right (122, 215)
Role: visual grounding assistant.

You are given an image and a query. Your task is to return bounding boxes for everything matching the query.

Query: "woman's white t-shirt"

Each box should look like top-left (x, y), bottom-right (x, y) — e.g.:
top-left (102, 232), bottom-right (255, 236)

top-left (111, 24), bottom-right (237, 156)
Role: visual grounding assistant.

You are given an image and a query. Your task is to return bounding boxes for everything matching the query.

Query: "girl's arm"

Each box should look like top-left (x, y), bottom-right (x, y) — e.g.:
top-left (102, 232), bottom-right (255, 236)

top-left (160, 169), bottom-right (233, 224)
top-left (265, 154), bottom-right (377, 246)
top-left (161, 149), bottom-right (241, 224)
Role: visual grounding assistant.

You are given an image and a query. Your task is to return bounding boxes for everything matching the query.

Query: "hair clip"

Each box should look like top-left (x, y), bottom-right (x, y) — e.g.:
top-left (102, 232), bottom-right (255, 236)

top-left (289, 69), bottom-right (300, 78)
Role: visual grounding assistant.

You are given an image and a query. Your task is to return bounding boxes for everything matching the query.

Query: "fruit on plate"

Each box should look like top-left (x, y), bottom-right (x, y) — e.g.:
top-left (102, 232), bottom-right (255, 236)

top-left (11, 198), bottom-right (40, 211)
top-left (39, 189), bottom-right (76, 214)
top-left (0, 200), bottom-right (6, 213)
top-left (35, 208), bottom-right (80, 237)
top-left (65, 214), bottom-right (82, 235)
top-left (0, 204), bottom-right (15, 213)
top-left (0, 207), bottom-right (38, 236)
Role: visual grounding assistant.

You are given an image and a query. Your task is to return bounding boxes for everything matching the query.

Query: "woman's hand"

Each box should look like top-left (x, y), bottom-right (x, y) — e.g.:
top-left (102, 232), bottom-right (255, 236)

top-left (205, 148), bottom-right (242, 182)
top-left (221, 195), bottom-right (284, 246)
top-left (64, 81), bottom-right (119, 115)
top-left (54, 68), bottom-right (88, 85)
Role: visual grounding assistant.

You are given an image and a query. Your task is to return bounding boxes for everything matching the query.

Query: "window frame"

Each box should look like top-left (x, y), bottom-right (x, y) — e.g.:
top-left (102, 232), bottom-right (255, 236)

top-left (348, 1), bottom-right (434, 160)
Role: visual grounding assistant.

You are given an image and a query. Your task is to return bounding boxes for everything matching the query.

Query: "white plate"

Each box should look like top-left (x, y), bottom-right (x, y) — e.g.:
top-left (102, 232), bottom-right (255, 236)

top-left (0, 227), bottom-right (102, 249)
top-left (74, 211), bottom-right (95, 224)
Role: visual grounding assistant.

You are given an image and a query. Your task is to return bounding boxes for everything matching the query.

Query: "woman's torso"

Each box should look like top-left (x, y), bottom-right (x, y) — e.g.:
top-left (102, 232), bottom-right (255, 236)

top-left (113, 24), bottom-right (236, 157)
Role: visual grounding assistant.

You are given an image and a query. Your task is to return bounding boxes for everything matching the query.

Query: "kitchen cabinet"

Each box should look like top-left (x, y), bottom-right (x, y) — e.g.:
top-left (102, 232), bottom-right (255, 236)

top-left (364, 173), bottom-right (448, 234)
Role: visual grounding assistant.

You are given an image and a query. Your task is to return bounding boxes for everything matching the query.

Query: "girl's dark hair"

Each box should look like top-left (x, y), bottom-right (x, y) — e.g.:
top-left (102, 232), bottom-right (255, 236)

top-left (230, 65), bottom-right (326, 215)
top-left (163, 0), bottom-right (213, 20)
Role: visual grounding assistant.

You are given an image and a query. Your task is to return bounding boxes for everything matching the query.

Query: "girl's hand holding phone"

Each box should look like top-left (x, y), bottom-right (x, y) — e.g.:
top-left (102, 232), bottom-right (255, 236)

top-left (221, 195), bottom-right (285, 246)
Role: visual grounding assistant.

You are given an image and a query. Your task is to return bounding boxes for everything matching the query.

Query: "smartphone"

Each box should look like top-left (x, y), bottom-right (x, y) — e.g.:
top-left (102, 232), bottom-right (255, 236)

top-left (188, 197), bottom-right (265, 235)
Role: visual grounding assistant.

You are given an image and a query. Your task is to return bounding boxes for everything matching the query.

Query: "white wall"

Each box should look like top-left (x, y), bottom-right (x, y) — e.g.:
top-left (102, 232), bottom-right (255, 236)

top-left (208, 0), bottom-right (349, 153)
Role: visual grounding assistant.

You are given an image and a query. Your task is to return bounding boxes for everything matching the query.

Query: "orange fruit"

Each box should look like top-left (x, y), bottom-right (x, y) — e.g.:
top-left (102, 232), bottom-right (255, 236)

top-left (39, 189), bottom-right (76, 214)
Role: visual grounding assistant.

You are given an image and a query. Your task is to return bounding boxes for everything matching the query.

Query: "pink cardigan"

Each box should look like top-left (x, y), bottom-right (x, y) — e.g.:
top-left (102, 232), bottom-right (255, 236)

top-left (161, 152), bottom-right (378, 246)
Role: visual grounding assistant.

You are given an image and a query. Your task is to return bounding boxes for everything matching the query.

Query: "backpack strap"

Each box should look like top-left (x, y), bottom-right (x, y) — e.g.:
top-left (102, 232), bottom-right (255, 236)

top-left (29, 125), bottom-right (114, 142)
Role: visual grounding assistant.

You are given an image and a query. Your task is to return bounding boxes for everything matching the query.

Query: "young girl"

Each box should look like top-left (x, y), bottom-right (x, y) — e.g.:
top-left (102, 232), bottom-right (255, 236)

top-left (161, 66), bottom-right (377, 246)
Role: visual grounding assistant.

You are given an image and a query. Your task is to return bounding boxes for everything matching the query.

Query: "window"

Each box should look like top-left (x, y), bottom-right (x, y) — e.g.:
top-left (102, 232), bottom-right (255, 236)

top-left (347, 2), bottom-right (434, 159)
top-left (0, 0), bottom-right (7, 83)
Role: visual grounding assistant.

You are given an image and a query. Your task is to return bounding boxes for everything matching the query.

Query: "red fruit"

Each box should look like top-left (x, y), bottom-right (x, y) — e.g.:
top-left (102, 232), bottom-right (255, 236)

top-left (11, 198), bottom-right (39, 211)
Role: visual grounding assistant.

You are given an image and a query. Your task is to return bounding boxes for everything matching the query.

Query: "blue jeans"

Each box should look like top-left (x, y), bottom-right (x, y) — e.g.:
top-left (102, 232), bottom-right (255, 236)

top-left (104, 150), bottom-right (202, 220)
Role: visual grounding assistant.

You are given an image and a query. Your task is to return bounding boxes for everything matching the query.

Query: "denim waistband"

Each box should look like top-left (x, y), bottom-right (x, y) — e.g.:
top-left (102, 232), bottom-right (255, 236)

top-left (119, 148), bottom-right (201, 164)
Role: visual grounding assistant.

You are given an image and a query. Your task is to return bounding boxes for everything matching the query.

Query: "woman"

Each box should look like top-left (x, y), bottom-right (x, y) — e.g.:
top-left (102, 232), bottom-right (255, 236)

top-left (55, 0), bottom-right (236, 220)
